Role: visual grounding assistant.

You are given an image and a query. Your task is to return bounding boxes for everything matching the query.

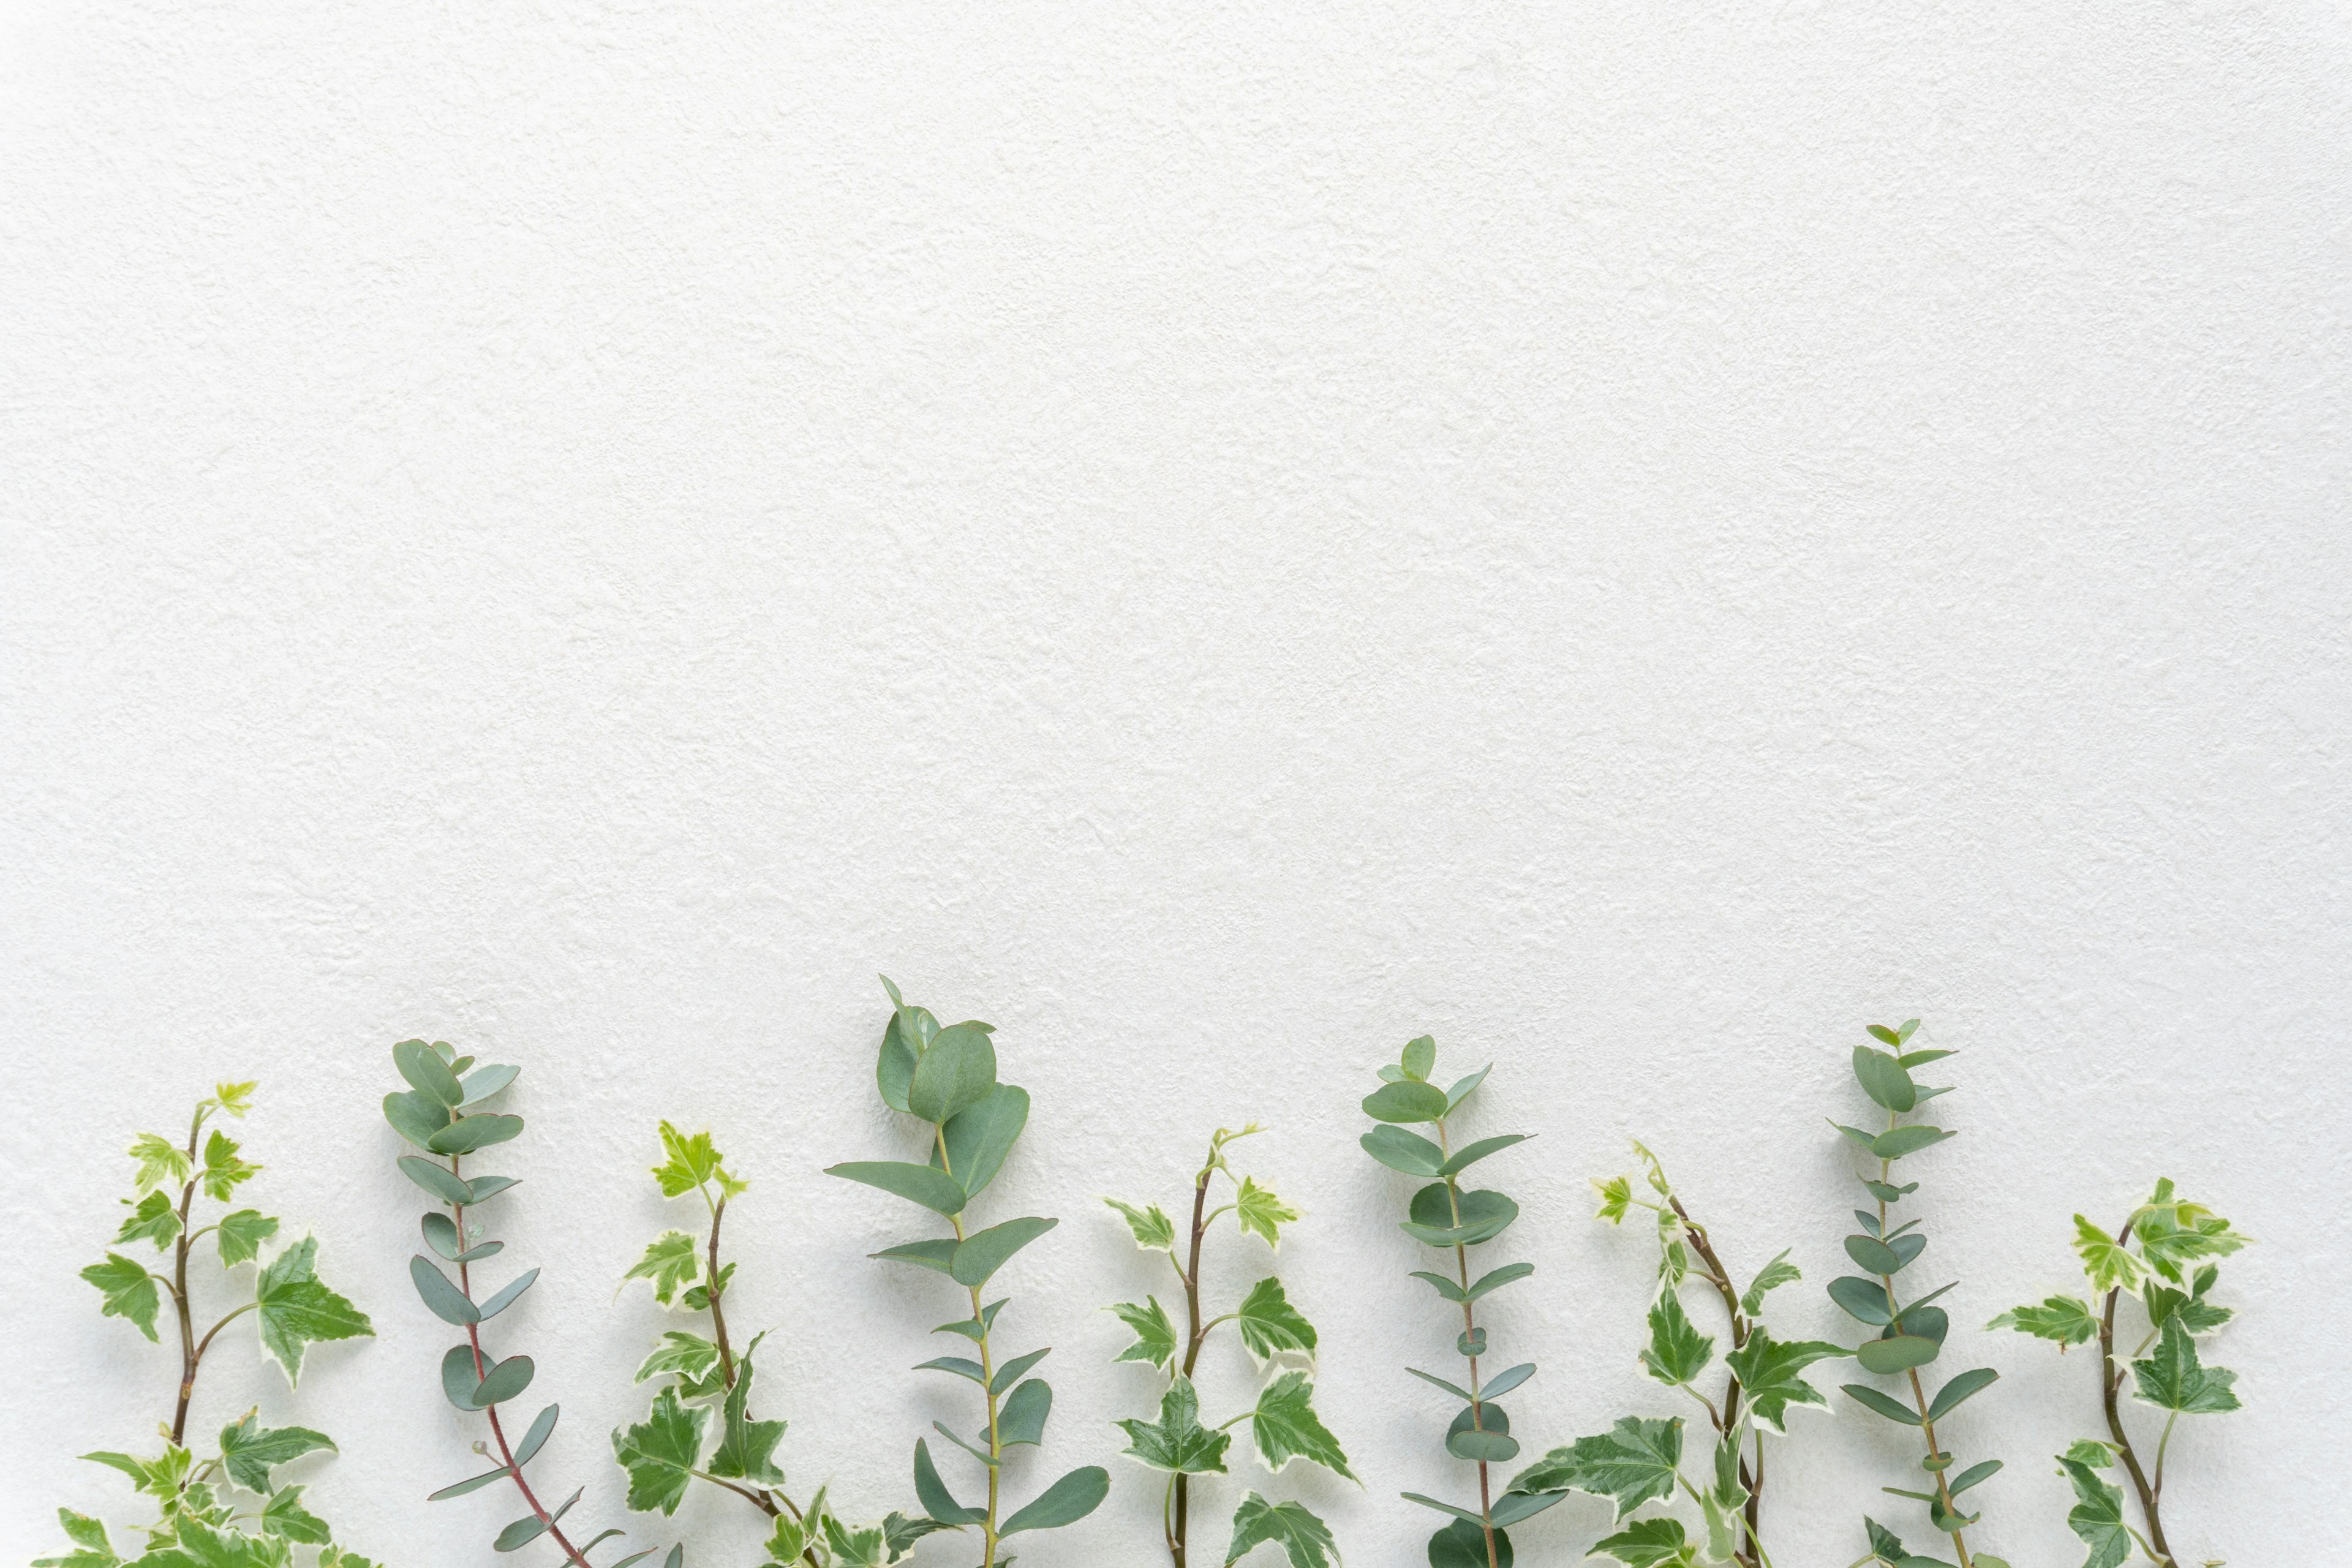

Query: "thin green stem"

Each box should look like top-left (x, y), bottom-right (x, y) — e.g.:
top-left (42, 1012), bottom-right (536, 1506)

top-left (1875, 1113), bottom-right (1973, 1568)
top-left (1434, 1117), bottom-right (1499, 1568)
top-left (936, 1124), bottom-right (1005, 1568)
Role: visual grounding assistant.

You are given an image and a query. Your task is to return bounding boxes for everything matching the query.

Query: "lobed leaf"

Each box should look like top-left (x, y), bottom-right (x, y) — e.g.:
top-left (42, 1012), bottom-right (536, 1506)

top-left (1235, 1276), bottom-right (1318, 1365)
top-left (1251, 1371), bottom-right (1353, 1479)
top-left (1104, 1197), bottom-right (1177, 1252)
top-left (1224, 1491), bottom-right (1337, 1568)
top-left (1118, 1375), bottom-right (1232, 1475)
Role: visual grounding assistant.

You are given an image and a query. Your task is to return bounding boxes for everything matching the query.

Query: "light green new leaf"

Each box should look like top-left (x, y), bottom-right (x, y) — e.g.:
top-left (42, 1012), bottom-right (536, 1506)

top-left (612, 1387), bottom-right (709, 1515)
top-left (2057, 1452), bottom-right (2131, 1568)
top-left (624, 1231), bottom-right (703, 1306)
top-left (1638, 1290), bottom-right (1714, 1387)
top-left (650, 1121), bottom-right (726, 1197)
top-left (1988, 1295), bottom-right (2097, 1347)
top-left (260, 1483), bottom-right (331, 1544)
top-left (2130, 1316), bottom-right (2240, 1415)
top-left (1234, 1276), bottom-right (1317, 1366)
top-left (81, 1443), bottom-right (190, 1498)
top-left (708, 1335), bottom-right (788, 1487)
top-left (1251, 1372), bottom-right (1354, 1480)
top-left (1401, 1035), bottom-right (1436, 1081)
top-left (216, 1210), bottom-right (279, 1267)
top-left (115, 1191), bottom-right (183, 1250)
top-left (1507, 1417), bottom-right (1683, 1520)
top-left (1740, 1251), bottom-right (1801, 1315)
top-left (129, 1133), bottom-right (192, 1194)
top-left (636, 1332), bottom-right (726, 1397)
top-left (255, 1236), bottom-right (374, 1385)
top-left (81, 1253), bottom-right (162, 1342)
top-left (1723, 1329), bottom-right (1848, 1432)
top-left (1226, 1491), bottom-right (1338, 1568)
top-left (32, 1507), bottom-right (118, 1568)
top-left (1109, 1297), bottom-right (1178, 1371)
top-left (1104, 1197), bottom-right (1177, 1252)
top-left (1235, 1177), bottom-right (1298, 1250)
top-left (2071, 1216), bottom-right (2145, 1294)
top-left (1593, 1175), bottom-right (1634, 1225)
top-left (200, 1131), bottom-right (260, 1202)
top-left (217, 1415), bottom-right (334, 1493)
top-left (1118, 1375), bottom-right (1231, 1475)
top-left (1589, 1516), bottom-right (1698, 1568)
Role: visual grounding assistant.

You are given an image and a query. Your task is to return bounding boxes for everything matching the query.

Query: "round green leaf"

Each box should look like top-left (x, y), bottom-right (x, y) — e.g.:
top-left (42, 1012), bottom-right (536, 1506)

top-left (1828, 1275), bottom-right (1894, 1325)
top-left (398, 1155), bottom-right (472, 1205)
top-left (410, 1255), bottom-right (479, 1325)
top-left (382, 1090), bottom-right (451, 1149)
top-left (1855, 1335), bottom-right (1942, 1374)
top-left (1851, 1047), bottom-right (1917, 1112)
top-left (395, 1040), bottom-right (464, 1107)
top-left (1429, 1519), bottom-right (1513, 1568)
top-left (473, 1354), bottom-right (535, 1406)
top-left (427, 1114), bottom-right (524, 1156)
top-left (1362, 1126), bottom-right (1446, 1176)
top-left (1363, 1081), bottom-right (1451, 1125)
top-left (1844, 1235), bottom-right (1907, 1276)
top-left (907, 1023), bottom-right (998, 1124)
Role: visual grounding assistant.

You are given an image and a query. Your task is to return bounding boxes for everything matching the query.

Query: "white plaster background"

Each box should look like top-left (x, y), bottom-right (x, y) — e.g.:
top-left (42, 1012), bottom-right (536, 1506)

top-left (2, 2), bottom-right (2346, 1564)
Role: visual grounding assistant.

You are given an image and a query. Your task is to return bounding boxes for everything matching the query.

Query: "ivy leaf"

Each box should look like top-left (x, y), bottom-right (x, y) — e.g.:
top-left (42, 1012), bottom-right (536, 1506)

top-left (216, 1415), bottom-right (335, 1493)
top-left (1638, 1290), bottom-right (1714, 1387)
top-left (2071, 1216), bottom-right (2145, 1295)
top-left (1224, 1491), bottom-right (1338, 1568)
top-left (33, 1509), bottom-right (117, 1568)
top-left (1250, 1372), bottom-right (1353, 1479)
top-left (611, 1387), bottom-right (710, 1515)
top-left (1723, 1329), bottom-right (1849, 1432)
top-left (1590, 1516), bottom-right (1698, 1568)
top-left (129, 1133), bottom-right (192, 1195)
top-left (1234, 1276), bottom-right (1317, 1366)
top-left (1988, 1296), bottom-right (2097, 1347)
top-left (651, 1121), bottom-right (732, 1197)
top-left (1109, 1297), bottom-right (1178, 1371)
top-left (1104, 1198), bottom-right (1177, 1253)
top-left (216, 1211), bottom-right (280, 1268)
top-left (708, 1334), bottom-right (788, 1487)
top-left (2130, 1316), bottom-right (2241, 1415)
top-left (2057, 1452), bottom-right (2132, 1568)
top-left (81, 1443), bottom-right (191, 1499)
top-left (1117, 1375), bottom-right (1231, 1475)
top-left (255, 1235), bottom-right (374, 1385)
top-left (115, 1191), bottom-right (183, 1251)
top-left (1739, 1251), bottom-right (1801, 1315)
top-left (1506, 1416), bottom-right (1683, 1520)
top-left (1234, 1177), bottom-right (1299, 1250)
top-left (682, 1261), bottom-right (736, 1312)
top-left (2143, 1269), bottom-right (2233, 1337)
top-left (81, 1254), bottom-right (162, 1342)
top-left (624, 1232), bottom-right (703, 1306)
top-left (132, 1517), bottom-right (274, 1567)
top-left (636, 1332), bottom-right (726, 1398)
top-left (260, 1483), bottom-right (332, 1544)
top-left (200, 1131), bottom-right (261, 1202)
top-left (1592, 1175), bottom-right (1634, 1225)
top-left (2135, 1193), bottom-right (2247, 1283)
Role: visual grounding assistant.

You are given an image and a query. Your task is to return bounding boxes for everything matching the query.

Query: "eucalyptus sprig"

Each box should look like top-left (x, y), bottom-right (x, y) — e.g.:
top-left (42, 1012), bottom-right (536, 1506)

top-left (1991, 1180), bottom-right (2248, 1568)
top-left (47, 1082), bottom-right (379, 1568)
top-left (383, 1040), bottom-right (668, 1568)
top-left (1103, 1124), bottom-right (1352, 1568)
top-left (1359, 1035), bottom-right (1563, 1568)
top-left (1534, 1139), bottom-right (1846, 1568)
top-left (1826, 1020), bottom-right (2009, 1568)
top-left (824, 978), bottom-right (1109, 1566)
top-left (618, 1120), bottom-right (931, 1567)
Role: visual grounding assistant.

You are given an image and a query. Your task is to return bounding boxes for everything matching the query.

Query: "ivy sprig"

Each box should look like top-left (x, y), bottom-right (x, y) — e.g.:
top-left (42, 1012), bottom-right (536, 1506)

top-left (1103, 1123), bottom-right (1352, 1567)
top-left (1992, 1178), bottom-right (2249, 1567)
top-left (826, 978), bottom-right (1109, 1567)
top-left (46, 1082), bottom-right (379, 1568)
top-left (1360, 1035), bottom-right (1562, 1568)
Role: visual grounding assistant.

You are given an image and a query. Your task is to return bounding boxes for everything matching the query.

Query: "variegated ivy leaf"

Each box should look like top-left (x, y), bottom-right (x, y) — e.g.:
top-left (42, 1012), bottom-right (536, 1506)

top-left (2071, 1216), bottom-right (2145, 1295)
top-left (1110, 1297), bottom-right (1179, 1371)
top-left (1507, 1417), bottom-right (1683, 1520)
top-left (625, 1231), bottom-right (703, 1306)
top-left (116, 1191), bottom-right (183, 1250)
top-left (1118, 1375), bottom-right (1231, 1475)
top-left (1988, 1295), bottom-right (2098, 1347)
top-left (612, 1387), bottom-right (710, 1515)
top-left (1656, 1208), bottom-right (1689, 1289)
top-left (1225, 1491), bottom-right (1338, 1568)
top-left (129, 1133), bottom-right (192, 1195)
top-left (1234, 1177), bottom-right (1299, 1250)
top-left (1592, 1175), bottom-right (1634, 1225)
top-left (200, 1130), bottom-right (260, 1202)
top-left (2057, 1450), bottom-right (2131, 1568)
top-left (2144, 1267), bottom-right (2233, 1336)
top-left (761, 1512), bottom-right (809, 1566)
top-left (1590, 1515), bottom-right (1698, 1568)
top-left (1104, 1197), bottom-right (1177, 1253)
top-left (81, 1253), bottom-right (162, 1341)
top-left (1722, 1329), bottom-right (1848, 1432)
top-left (82, 1443), bottom-right (192, 1499)
top-left (2062, 1437), bottom-right (2116, 1468)
top-left (1739, 1250), bottom-right (1800, 1315)
top-left (708, 1333), bottom-right (788, 1487)
top-left (1234, 1276), bottom-right (1317, 1366)
top-left (682, 1260), bottom-right (735, 1313)
top-left (260, 1483), bottom-right (331, 1544)
top-left (134, 1518), bottom-right (275, 1567)
top-left (2135, 1191), bottom-right (2247, 1283)
top-left (820, 1515), bottom-right (894, 1566)
top-left (34, 1510), bottom-right (119, 1568)
top-left (208, 1081), bottom-right (258, 1117)
top-left (255, 1236), bottom-right (374, 1384)
top-left (318, 1547), bottom-right (382, 1568)
top-left (216, 1415), bottom-right (334, 1493)
top-left (636, 1330), bottom-right (727, 1397)
top-left (652, 1121), bottom-right (743, 1199)
top-left (1702, 1430), bottom-right (1747, 1562)
top-left (2130, 1316), bottom-right (2240, 1415)
top-left (215, 1210), bottom-right (280, 1268)
top-left (1638, 1289), bottom-right (1714, 1387)
top-left (1250, 1372), bottom-right (1353, 1479)
top-left (1629, 1139), bottom-right (1673, 1197)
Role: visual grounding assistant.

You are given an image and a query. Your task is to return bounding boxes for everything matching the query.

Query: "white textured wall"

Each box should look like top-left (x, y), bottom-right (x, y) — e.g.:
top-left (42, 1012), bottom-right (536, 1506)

top-left (4, 4), bottom-right (2346, 1565)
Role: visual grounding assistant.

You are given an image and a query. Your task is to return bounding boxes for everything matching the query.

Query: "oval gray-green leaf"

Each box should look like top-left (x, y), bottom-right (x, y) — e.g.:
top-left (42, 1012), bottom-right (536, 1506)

top-left (477, 1268), bottom-right (540, 1322)
top-left (1482, 1363), bottom-right (1536, 1400)
top-left (410, 1255), bottom-right (480, 1325)
top-left (1844, 1236), bottom-right (1907, 1276)
top-left (399, 1155), bottom-right (472, 1205)
top-left (878, 1009), bottom-right (921, 1115)
top-left (950, 1215), bottom-right (1058, 1287)
top-left (512, 1403), bottom-right (560, 1468)
top-left (1402, 1035), bottom-right (1436, 1082)
top-left (998, 1464), bottom-right (1109, 1536)
top-left (1852, 1047), bottom-right (1917, 1113)
top-left (1447, 1427), bottom-right (1521, 1463)
top-left (458, 1064), bottom-right (520, 1107)
top-left (826, 1161), bottom-right (969, 1217)
top-left (937, 1085), bottom-right (1029, 1199)
top-left (422, 1212), bottom-right (463, 1260)
top-left (383, 1090), bottom-right (451, 1149)
top-left (1443, 1065), bottom-right (1492, 1111)
top-left (464, 1174), bottom-right (520, 1205)
top-left (1855, 1335), bottom-right (1942, 1374)
top-left (396, 1040), bottom-right (465, 1107)
top-left (428, 1114), bottom-right (524, 1156)
top-left (1828, 1275), bottom-right (1893, 1325)
top-left (1439, 1135), bottom-right (1531, 1178)
top-left (1872, 1125), bottom-right (1954, 1161)
top-left (441, 1344), bottom-right (484, 1409)
top-left (907, 1022), bottom-right (998, 1124)
top-left (473, 1354), bottom-right (535, 1407)
top-left (1927, 1367), bottom-right (1997, 1422)
top-left (1362, 1081), bottom-right (1450, 1125)
top-left (1361, 1125), bottom-right (1445, 1176)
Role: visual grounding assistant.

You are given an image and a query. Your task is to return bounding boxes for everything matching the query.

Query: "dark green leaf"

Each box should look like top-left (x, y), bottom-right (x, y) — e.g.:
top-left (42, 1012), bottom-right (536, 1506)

top-left (513, 1403), bottom-right (559, 1466)
top-left (871, 1238), bottom-right (959, 1273)
top-left (708, 1333), bottom-right (787, 1485)
top-left (1444, 1066), bottom-right (1491, 1110)
top-left (464, 1174), bottom-right (520, 1205)
top-left (382, 1090), bottom-right (452, 1149)
top-left (998, 1466), bottom-right (1109, 1536)
top-left (1427, 1520), bottom-right (1514, 1568)
top-left (913, 1438), bottom-right (985, 1524)
top-left (1853, 1047), bottom-right (1918, 1112)
top-left (458, 1063), bottom-right (519, 1106)
top-left (1401, 1185), bottom-right (1518, 1248)
top-left (1446, 1402), bottom-right (1517, 1463)
top-left (474, 1354), bottom-right (535, 1407)
top-left (1842, 1384), bottom-right (1923, 1424)
top-left (1845, 1236), bottom-right (1909, 1276)
top-left (477, 1268), bottom-right (539, 1322)
top-left (612, 1389), bottom-right (707, 1515)
top-left (1872, 1126), bottom-right (1954, 1161)
top-left (999, 1378), bottom-right (1052, 1447)
top-left (1927, 1368), bottom-right (1998, 1422)
top-left (442, 1344), bottom-right (485, 1409)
